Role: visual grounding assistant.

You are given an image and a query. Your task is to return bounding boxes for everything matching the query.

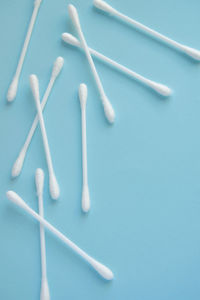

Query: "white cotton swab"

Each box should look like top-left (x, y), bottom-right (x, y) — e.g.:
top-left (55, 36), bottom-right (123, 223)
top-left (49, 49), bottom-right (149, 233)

top-left (6, 191), bottom-right (114, 281)
top-left (35, 169), bottom-right (50, 300)
top-left (30, 75), bottom-right (60, 200)
top-left (79, 84), bottom-right (90, 212)
top-left (7, 0), bottom-right (43, 102)
top-left (68, 4), bottom-right (115, 124)
top-left (12, 57), bottom-right (64, 178)
top-left (93, 0), bottom-right (200, 61)
top-left (62, 33), bottom-right (171, 97)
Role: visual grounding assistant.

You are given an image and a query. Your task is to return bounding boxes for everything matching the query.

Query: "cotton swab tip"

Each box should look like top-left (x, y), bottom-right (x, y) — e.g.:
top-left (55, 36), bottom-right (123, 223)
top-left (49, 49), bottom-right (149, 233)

top-left (52, 56), bottom-right (64, 78)
top-left (40, 278), bottom-right (50, 300)
top-left (79, 83), bottom-right (88, 109)
top-left (35, 168), bottom-right (44, 197)
top-left (90, 259), bottom-right (114, 280)
top-left (151, 82), bottom-right (172, 97)
top-left (62, 33), bottom-right (80, 47)
top-left (93, 0), bottom-right (116, 14)
top-left (34, 0), bottom-right (42, 7)
top-left (102, 97), bottom-right (115, 123)
top-left (7, 78), bottom-right (18, 102)
top-left (82, 185), bottom-right (90, 213)
top-left (68, 4), bottom-right (80, 28)
top-left (181, 45), bottom-right (200, 61)
top-left (29, 74), bottom-right (39, 100)
top-left (12, 152), bottom-right (26, 178)
top-left (6, 191), bottom-right (28, 209)
top-left (49, 173), bottom-right (60, 200)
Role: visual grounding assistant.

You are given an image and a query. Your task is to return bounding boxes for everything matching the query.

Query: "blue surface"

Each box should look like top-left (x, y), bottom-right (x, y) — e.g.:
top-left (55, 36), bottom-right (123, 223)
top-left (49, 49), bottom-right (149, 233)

top-left (0, 0), bottom-right (200, 299)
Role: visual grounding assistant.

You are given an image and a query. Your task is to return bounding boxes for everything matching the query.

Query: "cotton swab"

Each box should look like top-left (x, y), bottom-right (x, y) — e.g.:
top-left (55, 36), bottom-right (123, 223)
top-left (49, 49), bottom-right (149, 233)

top-left (68, 4), bottom-right (115, 124)
top-left (12, 57), bottom-right (64, 178)
top-left (35, 169), bottom-right (50, 300)
top-left (6, 191), bottom-right (114, 281)
top-left (93, 0), bottom-right (200, 61)
top-left (30, 75), bottom-right (60, 200)
top-left (62, 33), bottom-right (171, 97)
top-left (79, 84), bottom-right (90, 212)
top-left (7, 0), bottom-right (43, 102)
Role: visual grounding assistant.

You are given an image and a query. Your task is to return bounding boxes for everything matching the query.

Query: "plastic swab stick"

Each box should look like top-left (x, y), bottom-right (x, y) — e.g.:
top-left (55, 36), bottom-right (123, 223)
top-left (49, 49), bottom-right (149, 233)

top-left (35, 169), bottom-right (50, 300)
top-left (68, 4), bottom-right (115, 123)
top-left (93, 0), bottom-right (200, 61)
top-left (30, 75), bottom-right (60, 200)
top-left (62, 33), bottom-right (171, 96)
top-left (6, 191), bottom-right (114, 281)
top-left (7, 0), bottom-right (43, 102)
top-left (79, 84), bottom-right (90, 212)
top-left (12, 57), bottom-right (64, 178)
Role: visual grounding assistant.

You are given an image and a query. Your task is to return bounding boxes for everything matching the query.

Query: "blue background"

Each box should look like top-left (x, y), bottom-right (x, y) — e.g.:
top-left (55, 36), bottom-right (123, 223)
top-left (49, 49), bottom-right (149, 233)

top-left (0, 0), bottom-right (200, 299)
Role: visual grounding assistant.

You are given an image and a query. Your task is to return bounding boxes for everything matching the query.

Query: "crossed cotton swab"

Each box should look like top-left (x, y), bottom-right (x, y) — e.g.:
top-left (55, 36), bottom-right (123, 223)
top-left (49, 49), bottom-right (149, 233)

top-left (12, 57), bottom-right (64, 178)
top-left (30, 75), bottom-right (60, 200)
top-left (7, 0), bottom-right (43, 102)
top-left (62, 33), bottom-right (171, 97)
top-left (68, 4), bottom-right (115, 124)
top-left (35, 169), bottom-right (50, 300)
top-left (79, 84), bottom-right (90, 212)
top-left (94, 0), bottom-right (200, 61)
top-left (6, 191), bottom-right (114, 280)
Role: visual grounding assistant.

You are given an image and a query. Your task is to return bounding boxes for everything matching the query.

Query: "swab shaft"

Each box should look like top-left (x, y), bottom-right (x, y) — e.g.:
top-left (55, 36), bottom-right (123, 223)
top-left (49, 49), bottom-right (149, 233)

top-left (33, 86), bottom-right (55, 176)
top-left (15, 2), bottom-right (42, 79)
top-left (30, 75), bottom-right (59, 200)
top-left (81, 108), bottom-right (88, 186)
top-left (62, 33), bottom-right (171, 95)
top-left (38, 193), bottom-right (47, 279)
top-left (90, 47), bottom-right (151, 85)
top-left (19, 202), bottom-right (101, 269)
top-left (74, 21), bottom-right (106, 100)
top-left (12, 56), bottom-right (64, 178)
top-left (114, 10), bottom-right (181, 50)
top-left (94, 0), bottom-right (200, 61)
top-left (24, 77), bottom-right (54, 154)
top-left (7, 190), bottom-right (113, 279)
top-left (94, 0), bottom-right (200, 60)
top-left (7, 1), bottom-right (42, 102)
top-left (12, 76), bottom-right (55, 177)
top-left (68, 5), bottom-right (115, 123)
top-left (68, 37), bottom-right (160, 88)
top-left (30, 74), bottom-right (60, 200)
top-left (79, 84), bottom-right (90, 212)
